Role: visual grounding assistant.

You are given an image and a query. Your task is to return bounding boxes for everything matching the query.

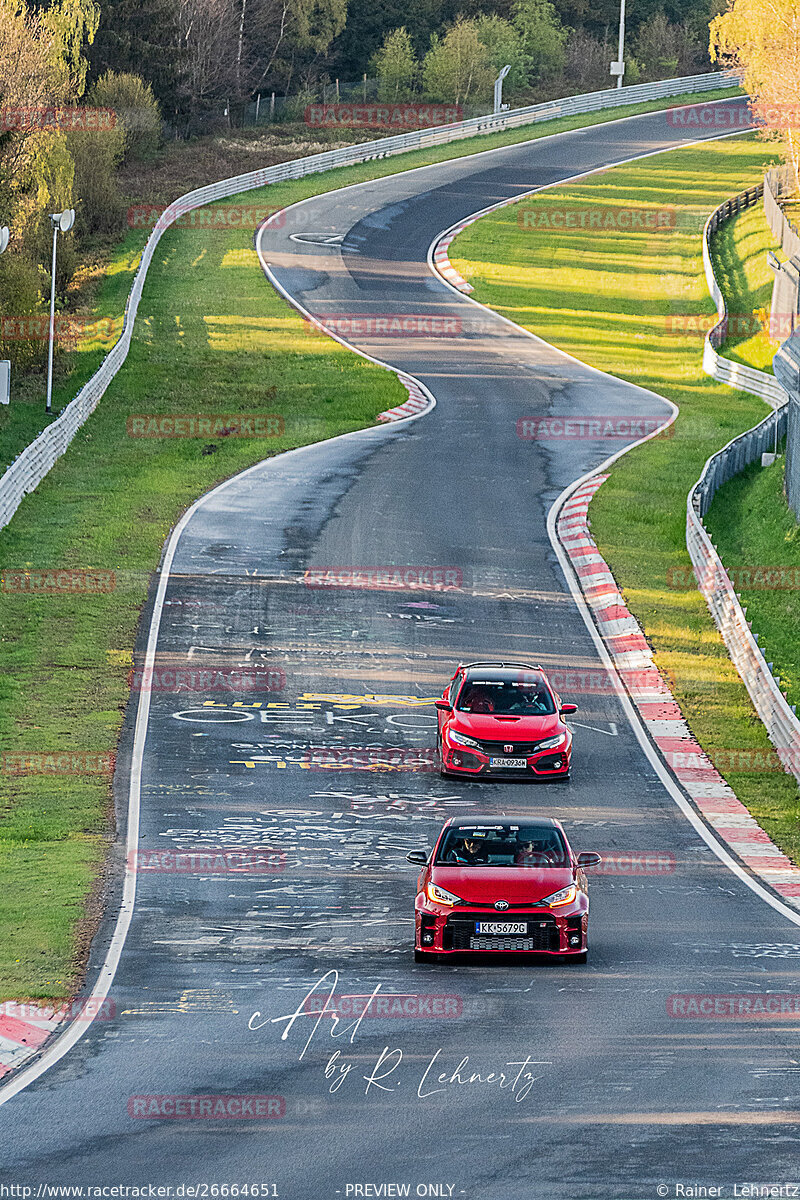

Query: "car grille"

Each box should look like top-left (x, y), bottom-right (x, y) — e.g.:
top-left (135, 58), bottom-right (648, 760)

top-left (476, 740), bottom-right (544, 756)
top-left (444, 914), bottom-right (559, 952)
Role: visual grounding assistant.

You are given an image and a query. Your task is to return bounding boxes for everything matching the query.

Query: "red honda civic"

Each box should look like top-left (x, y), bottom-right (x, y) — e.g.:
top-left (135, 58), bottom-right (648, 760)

top-left (436, 661), bottom-right (576, 780)
top-left (408, 817), bottom-right (601, 962)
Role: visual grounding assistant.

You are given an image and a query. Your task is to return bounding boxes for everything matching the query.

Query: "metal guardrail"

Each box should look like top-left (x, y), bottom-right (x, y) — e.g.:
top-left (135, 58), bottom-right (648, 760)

top-left (765, 164), bottom-right (800, 260)
top-left (0, 69), bottom-right (740, 535)
top-left (700, 185), bottom-right (789, 409)
top-left (686, 408), bottom-right (800, 784)
top-left (688, 191), bottom-right (800, 783)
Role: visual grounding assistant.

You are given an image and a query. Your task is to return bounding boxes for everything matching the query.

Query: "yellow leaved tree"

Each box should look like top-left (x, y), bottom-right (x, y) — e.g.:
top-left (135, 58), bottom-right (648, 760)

top-left (710, 0), bottom-right (800, 190)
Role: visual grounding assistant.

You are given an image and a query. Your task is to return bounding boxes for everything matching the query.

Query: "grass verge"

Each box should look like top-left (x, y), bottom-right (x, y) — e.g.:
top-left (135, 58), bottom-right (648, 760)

top-left (0, 85), bottom-right (743, 1001)
top-left (709, 201), bottom-right (783, 371)
top-left (449, 133), bottom-right (800, 862)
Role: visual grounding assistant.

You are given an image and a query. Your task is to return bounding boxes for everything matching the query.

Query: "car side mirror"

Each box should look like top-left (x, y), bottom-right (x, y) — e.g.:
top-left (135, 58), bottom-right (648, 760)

top-left (434, 700), bottom-right (452, 712)
top-left (560, 703), bottom-right (578, 715)
top-left (406, 850), bottom-right (429, 865)
top-left (577, 852), bottom-right (601, 868)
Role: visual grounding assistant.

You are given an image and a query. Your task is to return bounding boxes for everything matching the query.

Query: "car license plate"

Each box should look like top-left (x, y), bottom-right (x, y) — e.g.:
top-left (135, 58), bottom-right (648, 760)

top-left (475, 921), bottom-right (527, 935)
top-left (489, 756), bottom-right (527, 768)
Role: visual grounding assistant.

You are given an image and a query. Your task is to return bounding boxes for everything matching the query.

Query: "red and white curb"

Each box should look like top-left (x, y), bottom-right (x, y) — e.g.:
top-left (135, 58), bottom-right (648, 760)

top-left (377, 375), bottom-right (431, 422)
top-left (431, 228), bottom-right (474, 294)
top-left (0, 1004), bottom-right (66, 1077)
top-left (558, 475), bottom-right (800, 908)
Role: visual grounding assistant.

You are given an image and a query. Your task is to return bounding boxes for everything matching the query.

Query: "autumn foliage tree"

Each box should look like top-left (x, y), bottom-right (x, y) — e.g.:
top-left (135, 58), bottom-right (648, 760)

top-left (710, 0), bottom-right (800, 188)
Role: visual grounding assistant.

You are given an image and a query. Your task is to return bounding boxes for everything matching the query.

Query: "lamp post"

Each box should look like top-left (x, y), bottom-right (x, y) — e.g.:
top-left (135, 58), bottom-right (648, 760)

top-left (493, 65), bottom-right (512, 115)
top-left (610, 0), bottom-right (626, 88)
top-left (45, 208), bottom-right (75, 415)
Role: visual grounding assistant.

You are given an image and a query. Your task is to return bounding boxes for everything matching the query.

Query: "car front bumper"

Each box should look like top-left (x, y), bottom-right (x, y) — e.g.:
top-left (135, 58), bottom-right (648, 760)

top-left (415, 901), bottom-right (588, 955)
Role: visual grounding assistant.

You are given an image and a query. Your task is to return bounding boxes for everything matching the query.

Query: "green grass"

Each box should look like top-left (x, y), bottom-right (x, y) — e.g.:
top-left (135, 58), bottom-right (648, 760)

top-left (449, 133), bottom-right (800, 861)
top-left (709, 201), bottom-right (783, 372)
top-left (0, 84), bottom-right (743, 1001)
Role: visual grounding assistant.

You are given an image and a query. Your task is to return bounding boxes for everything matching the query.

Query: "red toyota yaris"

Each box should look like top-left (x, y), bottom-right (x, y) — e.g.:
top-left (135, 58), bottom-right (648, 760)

top-left (436, 661), bottom-right (576, 780)
top-left (408, 817), bottom-right (601, 962)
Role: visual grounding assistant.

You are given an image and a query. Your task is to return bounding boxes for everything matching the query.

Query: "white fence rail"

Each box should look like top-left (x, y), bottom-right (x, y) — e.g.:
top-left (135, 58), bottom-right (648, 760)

top-left (701, 186), bottom-right (789, 409)
top-left (688, 189), bottom-right (800, 783)
top-left (0, 70), bottom-right (740, 534)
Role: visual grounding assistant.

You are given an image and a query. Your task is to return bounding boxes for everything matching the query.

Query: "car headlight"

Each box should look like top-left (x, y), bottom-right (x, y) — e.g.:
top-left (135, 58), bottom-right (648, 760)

top-left (537, 732), bottom-right (568, 751)
top-left (540, 884), bottom-right (577, 907)
top-left (447, 728), bottom-right (482, 750)
top-left (427, 882), bottom-right (462, 907)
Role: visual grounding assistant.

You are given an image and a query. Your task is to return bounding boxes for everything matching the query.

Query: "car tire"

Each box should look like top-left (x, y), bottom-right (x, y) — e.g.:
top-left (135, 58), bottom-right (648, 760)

top-left (567, 950), bottom-right (588, 964)
top-left (414, 948), bottom-right (435, 963)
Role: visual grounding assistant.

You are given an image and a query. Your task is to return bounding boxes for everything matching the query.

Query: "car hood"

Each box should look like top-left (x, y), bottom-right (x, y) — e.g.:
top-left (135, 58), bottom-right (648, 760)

top-left (449, 712), bottom-right (561, 738)
top-left (430, 865), bottom-right (574, 905)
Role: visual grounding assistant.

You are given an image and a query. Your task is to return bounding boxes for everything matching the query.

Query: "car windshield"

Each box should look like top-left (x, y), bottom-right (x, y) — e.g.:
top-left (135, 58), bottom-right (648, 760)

top-left (436, 824), bottom-right (569, 867)
top-left (456, 679), bottom-right (555, 715)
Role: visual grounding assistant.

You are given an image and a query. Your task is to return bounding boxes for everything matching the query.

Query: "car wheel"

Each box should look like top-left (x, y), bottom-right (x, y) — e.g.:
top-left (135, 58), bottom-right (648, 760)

top-left (414, 948), bottom-right (435, 963)
top-left (567, 950), bottom-right (588, 964)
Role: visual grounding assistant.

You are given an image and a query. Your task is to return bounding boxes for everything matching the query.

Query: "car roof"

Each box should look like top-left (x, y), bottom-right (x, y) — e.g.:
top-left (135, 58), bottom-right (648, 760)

top-left (446, 815), bottom-right (561, 830)
top-left (461, 664), bottom-right (548, 684)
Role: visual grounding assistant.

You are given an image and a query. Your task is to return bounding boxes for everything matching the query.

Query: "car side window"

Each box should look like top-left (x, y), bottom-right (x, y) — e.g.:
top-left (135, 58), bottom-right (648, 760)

top-left (448, 674), bottom-right (461, 706)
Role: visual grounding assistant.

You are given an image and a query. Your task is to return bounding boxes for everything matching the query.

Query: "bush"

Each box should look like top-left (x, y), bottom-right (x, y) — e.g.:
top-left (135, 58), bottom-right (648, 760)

top-left (0, 251), bottom-right (45, 371)
top-left (89, 71), bottom-right (162, 163)
top-left (69, 126), bottom-right (126, 238)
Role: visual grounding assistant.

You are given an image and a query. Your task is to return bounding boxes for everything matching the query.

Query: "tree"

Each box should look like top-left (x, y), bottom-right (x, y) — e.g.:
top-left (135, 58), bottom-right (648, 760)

top-left (512, 0), bottom-right (568, 83)
top-left (475, 14), bottom-right (530, 93)
top-left (422, 18), bottom-right (493, 105)
top-left (710, 0), bottom-right (800, 189)
top-left (90, 0), bottom-right (185, 119)
top-left (373, 27), bottom-right (417, 100)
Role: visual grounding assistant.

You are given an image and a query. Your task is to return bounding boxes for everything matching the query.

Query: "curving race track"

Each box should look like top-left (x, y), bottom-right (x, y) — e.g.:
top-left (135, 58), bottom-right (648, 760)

top-left (5, 99), bottom-right (800, 1198)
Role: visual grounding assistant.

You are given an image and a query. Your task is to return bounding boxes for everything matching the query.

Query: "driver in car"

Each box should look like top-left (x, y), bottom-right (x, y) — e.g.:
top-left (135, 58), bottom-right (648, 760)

top-left (448, 835), bottom-right (490, 865)
top-left (514, 834), bottom-right (557, 866)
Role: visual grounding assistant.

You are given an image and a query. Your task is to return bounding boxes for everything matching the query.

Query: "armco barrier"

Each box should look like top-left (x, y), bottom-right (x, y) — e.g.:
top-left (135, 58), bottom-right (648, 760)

top-left (0, 71), bottom-right (740, 534)
top-left (687, 414), bottom-right (800, 785)
top-left (701, 186), bottom-right (789, 409)
top-left (764, 164), bottom-right (800, 261)
top-left (688, 194), bottom-right (799, 783)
